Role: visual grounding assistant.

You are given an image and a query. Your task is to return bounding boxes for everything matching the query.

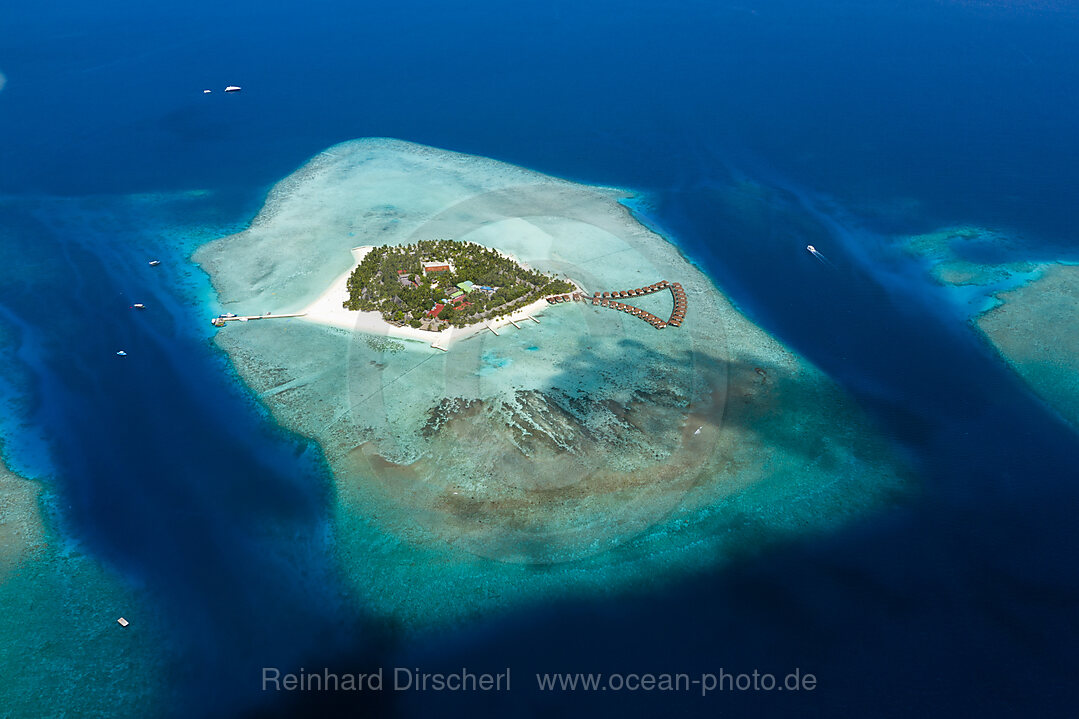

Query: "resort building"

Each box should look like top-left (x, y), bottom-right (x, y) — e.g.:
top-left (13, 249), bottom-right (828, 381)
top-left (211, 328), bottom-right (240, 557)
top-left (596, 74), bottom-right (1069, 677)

top-left (423, 261), bottom-right (452, 275)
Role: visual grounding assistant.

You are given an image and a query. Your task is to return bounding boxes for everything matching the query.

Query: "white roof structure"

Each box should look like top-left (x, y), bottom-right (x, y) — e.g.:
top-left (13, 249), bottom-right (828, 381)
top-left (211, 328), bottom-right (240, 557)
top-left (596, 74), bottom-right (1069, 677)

top-left (422, 260), bottom-right (454, 274)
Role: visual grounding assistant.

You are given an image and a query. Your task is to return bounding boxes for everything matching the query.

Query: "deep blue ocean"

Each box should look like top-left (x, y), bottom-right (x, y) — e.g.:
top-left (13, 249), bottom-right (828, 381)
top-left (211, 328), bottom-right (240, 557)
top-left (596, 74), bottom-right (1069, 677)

top-left (2, 1), bottom-right (1078, 716)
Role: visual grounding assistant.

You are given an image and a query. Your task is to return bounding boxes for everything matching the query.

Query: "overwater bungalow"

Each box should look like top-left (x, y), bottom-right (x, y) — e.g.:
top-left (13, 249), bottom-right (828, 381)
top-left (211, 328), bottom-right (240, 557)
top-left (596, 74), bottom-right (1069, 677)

top-left (591, 280), bottom-right (687, 329)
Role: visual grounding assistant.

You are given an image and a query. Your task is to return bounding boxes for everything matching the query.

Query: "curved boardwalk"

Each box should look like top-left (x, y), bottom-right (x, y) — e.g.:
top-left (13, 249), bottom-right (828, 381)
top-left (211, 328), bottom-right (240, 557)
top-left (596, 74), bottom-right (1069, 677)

top-left (588, 280), bottom-right (686, 329)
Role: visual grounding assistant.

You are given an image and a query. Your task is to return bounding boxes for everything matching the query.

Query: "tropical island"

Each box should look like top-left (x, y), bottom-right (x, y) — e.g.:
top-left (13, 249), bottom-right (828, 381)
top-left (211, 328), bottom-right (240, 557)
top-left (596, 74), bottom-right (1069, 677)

top-left (343, 240), bottom-right (577, 331)
top-left (195, 138), bottom-right (915, 606)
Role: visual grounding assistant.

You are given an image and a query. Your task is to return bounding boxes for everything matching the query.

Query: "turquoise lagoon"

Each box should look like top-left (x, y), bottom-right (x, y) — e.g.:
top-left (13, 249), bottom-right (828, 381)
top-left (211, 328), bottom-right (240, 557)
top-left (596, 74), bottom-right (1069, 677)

top-left (195, 139), bottom-right (916, 628)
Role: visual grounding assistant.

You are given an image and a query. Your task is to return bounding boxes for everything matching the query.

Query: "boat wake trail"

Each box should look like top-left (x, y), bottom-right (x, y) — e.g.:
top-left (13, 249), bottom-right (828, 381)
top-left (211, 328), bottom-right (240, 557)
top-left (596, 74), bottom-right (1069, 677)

top-left (806, 244), bottom-right (836, 268)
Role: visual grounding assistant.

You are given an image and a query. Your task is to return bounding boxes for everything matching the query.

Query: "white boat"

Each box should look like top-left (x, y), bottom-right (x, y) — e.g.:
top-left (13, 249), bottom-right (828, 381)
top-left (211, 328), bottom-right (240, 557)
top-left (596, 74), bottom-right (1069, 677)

top-left (148, 260), bottom-right (161, 266)
top-left (806, 245), bottom-right (816, 254)
top-left (116, 350), bottom-right (127, 356)
top-left (223, 312), bottom-right (237, 318)
top-left (224, 85), bottom-right (242, 93)
top-left (203, 89), bottom-right (211, 94)
top-left (133, 303), bottom-right (146, 310)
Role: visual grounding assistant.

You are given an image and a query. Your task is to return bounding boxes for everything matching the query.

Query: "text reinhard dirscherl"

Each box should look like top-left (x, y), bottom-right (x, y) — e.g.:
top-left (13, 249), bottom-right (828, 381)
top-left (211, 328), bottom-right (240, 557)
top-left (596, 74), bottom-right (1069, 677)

top-left (262, 667), bottom-right (817, 696)
top-left (262, 667), bottom-right (511, 693)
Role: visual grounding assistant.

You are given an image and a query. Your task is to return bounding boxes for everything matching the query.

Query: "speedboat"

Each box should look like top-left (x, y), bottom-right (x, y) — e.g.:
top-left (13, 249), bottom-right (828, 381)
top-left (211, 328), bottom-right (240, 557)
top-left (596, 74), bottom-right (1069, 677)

top-left (133, 303), bottom-right (146, 310)
top-left (806, 245), bottom-right (816, 254)
top-left (148, 260), bottom-right (161, 266)
top-left (224, 85), bottom-right (242, 93)
top-left (203, 89), bottom-right (212, 94)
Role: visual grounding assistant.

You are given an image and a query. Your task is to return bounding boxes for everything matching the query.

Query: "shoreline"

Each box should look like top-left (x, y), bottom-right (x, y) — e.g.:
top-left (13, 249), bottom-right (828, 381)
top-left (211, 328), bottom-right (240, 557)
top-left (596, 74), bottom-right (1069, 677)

top-left (298, 245), bottom-right (570, 350)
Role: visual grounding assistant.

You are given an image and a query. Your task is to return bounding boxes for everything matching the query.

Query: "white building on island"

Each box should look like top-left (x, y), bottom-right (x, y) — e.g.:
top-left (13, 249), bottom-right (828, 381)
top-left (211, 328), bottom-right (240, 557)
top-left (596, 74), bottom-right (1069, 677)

top-left (422, 261), bottom-right (453, 276)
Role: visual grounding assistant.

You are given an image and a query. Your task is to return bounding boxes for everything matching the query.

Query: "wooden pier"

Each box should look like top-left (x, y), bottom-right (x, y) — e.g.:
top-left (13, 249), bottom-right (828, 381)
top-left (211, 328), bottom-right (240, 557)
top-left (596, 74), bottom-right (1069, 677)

top-left (210, 312), bottom-right (306, 327)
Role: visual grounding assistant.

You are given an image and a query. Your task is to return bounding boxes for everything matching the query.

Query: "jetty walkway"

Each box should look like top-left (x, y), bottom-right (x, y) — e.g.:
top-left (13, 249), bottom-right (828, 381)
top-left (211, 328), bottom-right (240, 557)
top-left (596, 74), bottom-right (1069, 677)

top-left (543, 281), bottom-right (686, 329)
top-left (210, 312), bottom-right (305, 327)
top-left (589, 280), bottom-right (686, 329)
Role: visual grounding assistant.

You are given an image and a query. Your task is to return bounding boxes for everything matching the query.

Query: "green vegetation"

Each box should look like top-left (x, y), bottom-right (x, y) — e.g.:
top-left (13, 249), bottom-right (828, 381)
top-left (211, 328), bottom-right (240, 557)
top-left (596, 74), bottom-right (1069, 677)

top-left (345, 240), bottom-right (577, 330)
